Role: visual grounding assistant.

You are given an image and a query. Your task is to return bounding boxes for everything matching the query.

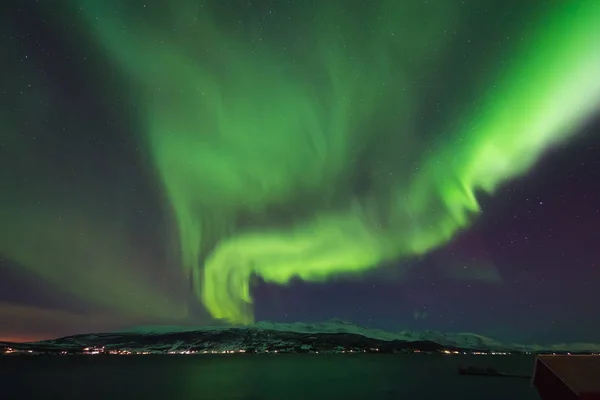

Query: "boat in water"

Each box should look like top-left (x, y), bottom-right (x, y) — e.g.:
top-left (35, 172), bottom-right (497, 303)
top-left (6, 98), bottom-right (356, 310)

top-left (458, 365), bottom-right (531, 378)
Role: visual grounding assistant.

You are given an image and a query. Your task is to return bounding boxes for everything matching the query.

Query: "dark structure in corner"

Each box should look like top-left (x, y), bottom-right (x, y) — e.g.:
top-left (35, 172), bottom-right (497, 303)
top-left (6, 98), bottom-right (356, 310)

top-left (532, 355), bottom-right (600, 400)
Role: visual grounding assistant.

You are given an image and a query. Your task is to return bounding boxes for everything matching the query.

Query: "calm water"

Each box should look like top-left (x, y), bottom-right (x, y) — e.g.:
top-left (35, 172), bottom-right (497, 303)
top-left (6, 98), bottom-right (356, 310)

top-left (1, 354), bottom-right (540, 399)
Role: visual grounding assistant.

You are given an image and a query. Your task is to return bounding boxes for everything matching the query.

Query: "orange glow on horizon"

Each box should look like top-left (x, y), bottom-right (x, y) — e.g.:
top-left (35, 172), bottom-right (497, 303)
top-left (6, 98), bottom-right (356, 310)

top-left (0, 334), bottom-right (50, 343)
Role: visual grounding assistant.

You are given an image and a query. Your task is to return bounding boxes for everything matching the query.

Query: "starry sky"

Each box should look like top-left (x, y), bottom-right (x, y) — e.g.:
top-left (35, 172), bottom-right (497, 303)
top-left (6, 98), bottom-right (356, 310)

top-left (1, 0), bottom-right (599, 344)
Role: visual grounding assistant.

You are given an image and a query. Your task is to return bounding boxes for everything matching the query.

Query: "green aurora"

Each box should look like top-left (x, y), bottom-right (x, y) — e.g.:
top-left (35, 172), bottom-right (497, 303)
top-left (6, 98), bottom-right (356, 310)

top-left (3, 1), bottom-right (600, 325)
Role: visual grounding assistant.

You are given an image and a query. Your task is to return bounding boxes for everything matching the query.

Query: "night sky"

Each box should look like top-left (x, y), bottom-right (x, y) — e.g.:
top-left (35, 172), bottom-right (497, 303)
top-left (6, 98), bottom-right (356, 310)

top-left (1, 0), bottom-right (599, 344)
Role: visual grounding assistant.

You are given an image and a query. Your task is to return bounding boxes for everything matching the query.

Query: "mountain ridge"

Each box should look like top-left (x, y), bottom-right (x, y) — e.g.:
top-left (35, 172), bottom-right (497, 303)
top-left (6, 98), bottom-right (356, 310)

top-left (115, 319), bottom-right (600, 353)
top-left (2, 319), bottom-right (599, 354)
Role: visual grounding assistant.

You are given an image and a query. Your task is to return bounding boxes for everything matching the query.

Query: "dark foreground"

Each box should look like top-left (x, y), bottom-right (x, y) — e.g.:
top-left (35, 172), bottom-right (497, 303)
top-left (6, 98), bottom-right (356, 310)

top-left (1, 354), bottom-right (540, 399)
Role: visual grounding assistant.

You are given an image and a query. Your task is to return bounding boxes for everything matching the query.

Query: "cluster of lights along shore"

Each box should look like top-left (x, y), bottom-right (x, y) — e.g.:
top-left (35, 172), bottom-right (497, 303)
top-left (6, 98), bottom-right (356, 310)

top-left (4, 346), bottom-right (600, 357)
top-left (4, 346), bottom-right (570, 357)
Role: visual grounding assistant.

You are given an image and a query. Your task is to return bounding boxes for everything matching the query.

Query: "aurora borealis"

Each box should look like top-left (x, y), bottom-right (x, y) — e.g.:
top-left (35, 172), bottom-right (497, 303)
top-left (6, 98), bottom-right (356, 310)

top-left (1, 0), bottom-right (600, 342)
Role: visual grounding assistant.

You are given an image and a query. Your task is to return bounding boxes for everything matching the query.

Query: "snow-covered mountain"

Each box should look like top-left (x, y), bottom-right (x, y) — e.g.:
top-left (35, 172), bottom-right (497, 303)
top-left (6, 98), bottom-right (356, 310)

top-left (2, 319), bottom-right (599, 354)
top-left (119, 319), bottom-right (600, 353)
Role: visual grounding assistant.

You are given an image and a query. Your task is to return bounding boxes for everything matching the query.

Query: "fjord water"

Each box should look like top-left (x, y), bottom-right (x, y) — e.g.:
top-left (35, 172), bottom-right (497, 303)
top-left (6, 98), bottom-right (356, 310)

top-left (2, 354), bottom-right (539, 399)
